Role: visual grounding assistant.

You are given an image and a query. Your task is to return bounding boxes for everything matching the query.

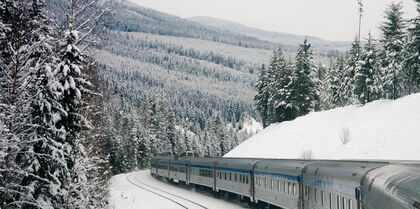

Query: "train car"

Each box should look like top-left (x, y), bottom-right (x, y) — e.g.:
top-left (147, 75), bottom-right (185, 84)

top-left (156, 156), bottom-right (173, 179)
top-left (302, 161), bottom-right (387, 209)
top-left (188, 157), bottom-right (218, 189)
top-left (150, 157), bottom-right (159, 176)
top-left (360, 162), bottom-right (420, 209)
top-left (254, 159), bottom-right (311, 209)
top-left (215, 158), bottom-right (260, 201)
top-left (169, 158), bottom-right (189, 183)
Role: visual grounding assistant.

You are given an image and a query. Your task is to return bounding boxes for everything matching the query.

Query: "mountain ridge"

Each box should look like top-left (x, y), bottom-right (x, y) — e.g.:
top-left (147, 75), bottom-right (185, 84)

top-left (188, 16), bottom-right (349, 53)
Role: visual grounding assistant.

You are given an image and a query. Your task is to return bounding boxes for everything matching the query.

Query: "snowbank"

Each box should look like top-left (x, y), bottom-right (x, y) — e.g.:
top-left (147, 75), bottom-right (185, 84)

top-left (225, 93), bottom-right (420, 160)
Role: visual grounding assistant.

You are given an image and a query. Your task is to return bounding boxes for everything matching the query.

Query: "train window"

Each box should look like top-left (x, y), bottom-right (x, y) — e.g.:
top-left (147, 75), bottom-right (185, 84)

top-left (229, 173), bottom-right (232, 181)
top-left (342, 197), bottom-right (346, 209)
top-left (240, 174), bottom-right (242, 183)
top-left (308, 187), bottom-right (310, 200)
top-left (293, 183), bottom-right (296, 196)
top-left (235, 173), bottom-right (237, 182)
top-left (246, 176), bottom-right (249, 184)
top-left (284, 182), bottom-right (287, 193)
top-left (264, 178), bottom-right (267, 188)
top-left (337, 195), bottom-right (340, 209)
top-left (314, 188), bottom-right (317, 203)
top-left (277, 180), bottom-right (281, 191)
top-left (288, 182), bottom-right (292, 194)
top-left (349, 199), bottom-right (353, 209)
top-left (329, 193), bottom-right (333, 209)
top-left (224, 172), bottom-right (227, 180)
top-left (321, 190), bottom-right (325, 206)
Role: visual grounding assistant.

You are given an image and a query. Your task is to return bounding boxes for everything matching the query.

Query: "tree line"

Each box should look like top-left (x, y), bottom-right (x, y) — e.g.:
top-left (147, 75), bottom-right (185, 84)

top-left (255, 1), bottom-right (420, 127)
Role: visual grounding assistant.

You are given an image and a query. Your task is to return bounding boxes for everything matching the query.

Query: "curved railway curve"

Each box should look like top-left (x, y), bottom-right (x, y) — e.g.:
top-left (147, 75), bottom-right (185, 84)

top-left (127, 173), bottom-right (209, 209)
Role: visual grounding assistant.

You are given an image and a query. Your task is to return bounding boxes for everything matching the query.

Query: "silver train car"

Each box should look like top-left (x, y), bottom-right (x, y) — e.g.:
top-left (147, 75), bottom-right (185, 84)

top-left (150, 157), bottom-right (420, 209)
top-left (254, 159), bottom-right (311, 209)
top-left (360, 162), bottom-right (420, 209)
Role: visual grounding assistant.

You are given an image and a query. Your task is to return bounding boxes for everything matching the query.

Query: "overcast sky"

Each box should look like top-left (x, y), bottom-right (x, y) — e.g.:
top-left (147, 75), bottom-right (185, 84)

top-left (130, 0), bottom-right (417, 42)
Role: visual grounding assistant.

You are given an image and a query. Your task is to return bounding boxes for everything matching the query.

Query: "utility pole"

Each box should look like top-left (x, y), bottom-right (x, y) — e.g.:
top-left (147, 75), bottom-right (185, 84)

top-left (357, 0), bottom-right (364, 42)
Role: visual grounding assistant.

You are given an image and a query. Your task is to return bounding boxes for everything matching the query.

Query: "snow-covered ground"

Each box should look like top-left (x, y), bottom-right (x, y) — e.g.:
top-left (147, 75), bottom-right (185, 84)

top-left (109, 170), bottom-right (249, 209)
top-left (226, 93), bottom-right (420, 160)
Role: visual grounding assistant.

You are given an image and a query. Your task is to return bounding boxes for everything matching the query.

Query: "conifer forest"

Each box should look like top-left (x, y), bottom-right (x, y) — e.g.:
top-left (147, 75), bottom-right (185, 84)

top-left (0, 0), bottom-right (419, 208)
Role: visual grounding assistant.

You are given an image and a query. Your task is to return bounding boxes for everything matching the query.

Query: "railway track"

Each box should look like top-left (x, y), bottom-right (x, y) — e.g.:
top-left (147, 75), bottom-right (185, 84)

top-left (127, 173), bottom-right (208, 209)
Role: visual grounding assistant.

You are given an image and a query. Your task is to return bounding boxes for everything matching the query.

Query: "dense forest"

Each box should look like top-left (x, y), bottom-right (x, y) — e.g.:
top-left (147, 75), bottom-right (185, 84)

top-left (255, 1), bottom-right (420, 127)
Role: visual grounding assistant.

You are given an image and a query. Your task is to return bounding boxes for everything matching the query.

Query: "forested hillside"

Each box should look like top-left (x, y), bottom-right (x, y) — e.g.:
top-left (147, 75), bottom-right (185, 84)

top-left (92, 1), bottom-right (350, 174)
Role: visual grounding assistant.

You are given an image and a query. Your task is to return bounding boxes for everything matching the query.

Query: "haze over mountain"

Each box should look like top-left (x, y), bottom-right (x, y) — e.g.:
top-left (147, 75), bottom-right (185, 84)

top-left (188, 16), bottom-right (349, 51)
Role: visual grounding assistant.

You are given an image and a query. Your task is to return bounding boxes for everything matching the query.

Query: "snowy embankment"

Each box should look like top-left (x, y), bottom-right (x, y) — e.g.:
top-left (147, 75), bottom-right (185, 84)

top-left (109, 170), bottom-right (248, 209)
top-left (225, 93), bottom-right (420, 160)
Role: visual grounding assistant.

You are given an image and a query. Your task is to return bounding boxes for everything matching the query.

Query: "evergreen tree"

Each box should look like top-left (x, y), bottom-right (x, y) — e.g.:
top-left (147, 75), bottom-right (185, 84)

top-left (254, 64), bottom-right (270, 127)
top-left (341, 36), bottom-right (361, 105)
top-left (266, 47), bottom-right (294, 123)
top-left (380, 2), bottom-right (407, 99)
top-left (323, 56), bottom-right (346, 109)
top-left (354, 33), bottom-right (381, 104)
top-left (403, 0), bottom-right (420, 94)
top-left (289, 39), bottom-right (318, 117)
top-left (0, 1), bottom-right (66, 208)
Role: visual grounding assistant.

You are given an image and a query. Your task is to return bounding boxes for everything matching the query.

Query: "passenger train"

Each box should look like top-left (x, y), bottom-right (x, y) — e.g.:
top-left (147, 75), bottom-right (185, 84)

top-left (150, 156), bottom-right (420, 209)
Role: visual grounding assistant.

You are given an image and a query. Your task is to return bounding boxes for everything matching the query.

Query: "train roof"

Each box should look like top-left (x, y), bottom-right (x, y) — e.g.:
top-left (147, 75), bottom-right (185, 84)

top-left (188, 157), bottom-right (218, 167)
top-left (254, 159), bottom-right (313, 176)
top-left (303, 161), bottom-right (389, 196)
top-left (216, 158), bottom-right (261, 171)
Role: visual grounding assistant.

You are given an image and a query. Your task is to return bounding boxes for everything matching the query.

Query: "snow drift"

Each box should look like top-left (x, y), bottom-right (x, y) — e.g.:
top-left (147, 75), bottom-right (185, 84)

top-left (225, 93), bottom-right (420, 161)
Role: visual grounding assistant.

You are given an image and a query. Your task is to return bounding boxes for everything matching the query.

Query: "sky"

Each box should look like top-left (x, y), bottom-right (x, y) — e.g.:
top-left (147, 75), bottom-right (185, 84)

top-left (130, 0), bottom-right (417, 42)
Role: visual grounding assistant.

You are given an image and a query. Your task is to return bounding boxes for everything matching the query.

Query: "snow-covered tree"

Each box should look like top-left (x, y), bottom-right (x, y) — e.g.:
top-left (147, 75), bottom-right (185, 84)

top-left (354, 33), bottom-right (382, 104)
top-left (266, 46), bottom-right (294, 123)
top-left (403, 0), bottom-right (420, 94)
top-left (0, 1), bottom-right (67, 208)
top-left (288, 39), bottom-right (318, 117)
top-left (341, 36), bottom-right (361, 105)
top-left (323, 56), bottom-right (347, 109)
top-left (380, 2), bottom-right (407, 100)
top-left (254, 64), bottom-right (270, 127)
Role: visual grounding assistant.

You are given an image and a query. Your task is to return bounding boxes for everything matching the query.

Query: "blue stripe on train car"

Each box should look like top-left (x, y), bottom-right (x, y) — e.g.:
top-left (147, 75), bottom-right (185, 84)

top-left (215, 167), bottom-right (252, 174)
top-left (169, 162), bottom-right (187, 167)
top-left (254, 171), bottom-right (301, 182)
top-left (303, 178), bottom-right (356, 197)
top-left (189, 164), bottom-right (215, 170)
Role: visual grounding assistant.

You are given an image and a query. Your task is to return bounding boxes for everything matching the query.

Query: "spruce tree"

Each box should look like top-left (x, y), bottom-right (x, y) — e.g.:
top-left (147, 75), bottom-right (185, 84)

top-left (380, 2), bottom-right (407, 99)
top-left (341, 36), bottom-right (361, 105)
top-left (354, 33), bottom-right (381, 104)
top-left (254, 64), bottom-right (269, 127)
top-left (403, 0), bottom-right (420, 94)
top-left (267, 47), bottom-right (293, 123)
top-left (289, 39), bottom-right (318, 117)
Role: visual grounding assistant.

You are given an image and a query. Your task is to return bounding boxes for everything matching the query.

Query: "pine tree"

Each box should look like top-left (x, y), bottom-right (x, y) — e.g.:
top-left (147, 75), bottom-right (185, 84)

top-left (289, 39), bottom-right (318, 117)
top-left (341, 36), bottom-right (361, 105)
top-left (0, 1), bottom-right (67, 208)
top-left (267, 47), bottom-right (294, 123)
top-left (403, 0), bottom-right (420, 94)
top-left (322, 56), bottom-right (347, 109)
top-left (254, 64), bottom-right (270, 127)
top-left (380, 2), bottom-right (407, 99)
top-left (354, 33), bottom-right (381, 104)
